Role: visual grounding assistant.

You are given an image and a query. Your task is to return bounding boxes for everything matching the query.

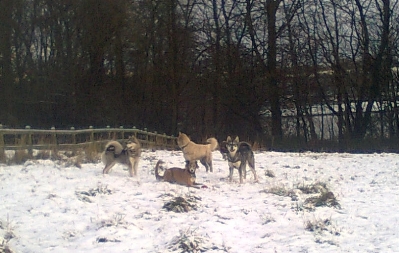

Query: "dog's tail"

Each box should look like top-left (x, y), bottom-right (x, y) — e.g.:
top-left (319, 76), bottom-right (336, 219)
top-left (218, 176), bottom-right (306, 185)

top-left (206, 137), bottom-right (219, 151)
top-left (104, 141), bottom-right (124, 154)
top-left (102, 141), bottom-right (124, 164)
top-left (247, 150), bottom-right (255, 169)
top-left (154, 160), bottom-right (164, 181)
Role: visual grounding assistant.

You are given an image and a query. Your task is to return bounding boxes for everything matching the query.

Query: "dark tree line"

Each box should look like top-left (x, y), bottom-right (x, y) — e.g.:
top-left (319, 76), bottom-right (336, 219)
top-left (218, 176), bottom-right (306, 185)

top-left (1, 0), bottom-right (399, 150)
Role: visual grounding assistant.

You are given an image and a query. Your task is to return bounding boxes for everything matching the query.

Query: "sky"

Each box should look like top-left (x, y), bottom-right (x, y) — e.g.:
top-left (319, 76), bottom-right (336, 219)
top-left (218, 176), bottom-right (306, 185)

top-left (1, 149), bottom-right (399, 252)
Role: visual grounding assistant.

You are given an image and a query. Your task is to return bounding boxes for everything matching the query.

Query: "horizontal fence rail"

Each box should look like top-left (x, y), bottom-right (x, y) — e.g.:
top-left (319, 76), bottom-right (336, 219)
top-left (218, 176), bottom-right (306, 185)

top-left (0, 125), bottom-right (178, 152)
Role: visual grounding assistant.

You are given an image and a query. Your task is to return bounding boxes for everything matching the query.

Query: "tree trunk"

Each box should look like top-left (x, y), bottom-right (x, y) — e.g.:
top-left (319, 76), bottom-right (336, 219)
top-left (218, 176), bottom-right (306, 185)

top-left (266, 0), bottom-right (282, 139)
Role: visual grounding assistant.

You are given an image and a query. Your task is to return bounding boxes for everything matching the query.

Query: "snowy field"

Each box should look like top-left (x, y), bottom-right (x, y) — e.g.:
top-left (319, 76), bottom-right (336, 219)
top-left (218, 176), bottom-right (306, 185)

top-left (1, 149), bottom-right (399, 253)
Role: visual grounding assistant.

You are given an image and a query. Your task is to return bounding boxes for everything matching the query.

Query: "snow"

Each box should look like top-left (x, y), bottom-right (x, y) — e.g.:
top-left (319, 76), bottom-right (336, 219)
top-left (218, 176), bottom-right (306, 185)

top-left (1, 149), bottom-right (399, 252)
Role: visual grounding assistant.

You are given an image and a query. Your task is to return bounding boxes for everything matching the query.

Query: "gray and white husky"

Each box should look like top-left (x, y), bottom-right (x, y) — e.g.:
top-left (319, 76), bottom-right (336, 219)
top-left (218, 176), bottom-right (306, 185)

top-left (220, 136), bottom-right (258, 183)
top-left (102, 136), bottom-right (141, 177)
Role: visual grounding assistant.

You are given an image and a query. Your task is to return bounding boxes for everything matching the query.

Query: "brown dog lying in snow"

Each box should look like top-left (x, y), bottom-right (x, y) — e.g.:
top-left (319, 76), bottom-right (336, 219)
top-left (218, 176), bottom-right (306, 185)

top-left (154, 160), bottom-right (203, 188)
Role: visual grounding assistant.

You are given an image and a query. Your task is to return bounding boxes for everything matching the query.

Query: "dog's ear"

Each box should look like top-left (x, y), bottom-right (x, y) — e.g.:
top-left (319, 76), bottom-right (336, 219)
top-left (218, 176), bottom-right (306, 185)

top-left (226, 136), bottom-right (232, 142)
top-left (234, 136), bottom-right (239, 142)
top-left (130, 135), bottom-right (139, 142)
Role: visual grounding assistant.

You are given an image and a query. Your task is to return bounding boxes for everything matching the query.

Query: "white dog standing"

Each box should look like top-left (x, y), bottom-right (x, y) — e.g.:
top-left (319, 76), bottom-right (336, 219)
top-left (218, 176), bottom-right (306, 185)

top-left (102, 136), bottom-right (141, 177)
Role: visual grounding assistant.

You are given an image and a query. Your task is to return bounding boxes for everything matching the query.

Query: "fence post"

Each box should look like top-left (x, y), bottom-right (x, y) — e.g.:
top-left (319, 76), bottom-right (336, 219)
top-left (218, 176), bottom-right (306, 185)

top-left (70, 127), bottom-right (76, 145)
top-left (144, 128), bottom-right (149, 147)
top-left (50, 127), bottom-right (57, 150)
top-left (120, 126), bottom-right (124, 140)
top-left (163, 133), bottom-right (167, 148)
top-left (154, 131), bottom-right (158, 147)
top-left (106, 126), bottom-right (111, 139)
top-left (170, 135), bottom-right (176, 149)
top-left (25, 126), bottom-right (33, 156)
top-left (89, 126), bottom-right (94, 143)
top-left (0, 124), bottom-right (4, 159)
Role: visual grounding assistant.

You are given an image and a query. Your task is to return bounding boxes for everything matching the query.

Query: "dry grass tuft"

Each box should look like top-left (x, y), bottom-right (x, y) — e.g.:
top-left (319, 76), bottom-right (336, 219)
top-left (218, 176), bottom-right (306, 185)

top-left (304, 191), bottom-right (341, 210)
top-left (265, 169), bottom-right (276, 178)
top-left (75, 184), bottom-right (112, 203)
top-left (167, 228), bottom-right (225, 252)
top-left (96, 237), bottom-right (122, 243)
top-left (97, 213), bottom-right (126, 229)
top-left (304, 216), bottom-right (341, 236)
top-left (163, 195), bottom-right (201, 213)
top-left (296, 181), bottom-right (328, 194)
top-left (168, 228), bottom-right (206, 252)
top-left (296, 181), bottom-right (341, 210)
top-left (262, 214), bottom-right (276, 225)
top-left (0, 216), bottom-right (15, 253)
top-left (261, 185), bottom-right (289, 196)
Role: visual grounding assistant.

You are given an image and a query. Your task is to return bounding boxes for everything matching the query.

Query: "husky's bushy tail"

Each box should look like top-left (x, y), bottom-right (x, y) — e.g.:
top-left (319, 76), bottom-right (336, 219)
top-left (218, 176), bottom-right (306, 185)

top-left (206, 137), bottom-right (219, 151)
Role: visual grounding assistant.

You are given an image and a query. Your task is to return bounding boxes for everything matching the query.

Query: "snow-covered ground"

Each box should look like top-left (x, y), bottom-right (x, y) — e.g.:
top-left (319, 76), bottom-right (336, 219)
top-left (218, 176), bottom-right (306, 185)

top-left (1, 149), bottom-right (399, 252)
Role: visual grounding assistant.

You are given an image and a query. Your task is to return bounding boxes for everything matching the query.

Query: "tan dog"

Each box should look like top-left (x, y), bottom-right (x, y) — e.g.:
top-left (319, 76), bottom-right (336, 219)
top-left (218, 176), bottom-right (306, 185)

top-left (154, 160), bottom-right (202, 188)
top-left (176, 132), bottom-right (218, 172)
top-left (102, 136), bottom-right (141, 177)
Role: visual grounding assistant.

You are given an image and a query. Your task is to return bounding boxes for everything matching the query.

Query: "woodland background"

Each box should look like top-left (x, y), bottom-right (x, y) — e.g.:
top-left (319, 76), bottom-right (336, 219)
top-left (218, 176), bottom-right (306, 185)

top-left (1, 0), bottom-right (399, 151)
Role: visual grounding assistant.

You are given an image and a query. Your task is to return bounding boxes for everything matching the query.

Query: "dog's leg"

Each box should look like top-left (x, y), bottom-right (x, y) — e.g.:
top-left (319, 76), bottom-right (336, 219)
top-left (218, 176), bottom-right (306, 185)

top-left (133, 158), bottom-right (140, 177)
top-left (189, 173), bottom-right (202, 189)
top-left (228, 166), bottom-right (234, 182)
top-left (187, 181), bottom-right (201, 189)
top-left (103, 161), bottom-right (116, 174)
top-left (134, 160), bottom-right (139, 176)
top-left (205, 154), bottom-right (213, 172)
top-left (238, 166), bottom-right (244, 184)
top-left (128, 157), bottom-right (137, 177)
top-left (208, 159), bottom-right (213, 173)
top-left (243, 161), bottom-right (247, 179)
top-left (200, 159), bottom-right (209, 172)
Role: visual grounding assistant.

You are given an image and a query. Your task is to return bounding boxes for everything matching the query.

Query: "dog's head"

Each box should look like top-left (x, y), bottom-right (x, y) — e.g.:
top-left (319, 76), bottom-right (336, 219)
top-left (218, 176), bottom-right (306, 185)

top-left (126, 136), bottom-right (140, 150)
top-left (226, 136), bottom-right (239, 153)
top-left (185, 160), bottom-right (198, 174)
top-left (177, 132), bottom-right (190, 148)
top-left (156, 160), bottom-right (166, 170)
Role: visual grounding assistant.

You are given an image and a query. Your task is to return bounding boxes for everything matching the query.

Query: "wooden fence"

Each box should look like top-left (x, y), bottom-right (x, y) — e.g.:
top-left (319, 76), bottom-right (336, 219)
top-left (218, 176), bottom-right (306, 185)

top-left (0, 125), bottom-right (178, 152)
